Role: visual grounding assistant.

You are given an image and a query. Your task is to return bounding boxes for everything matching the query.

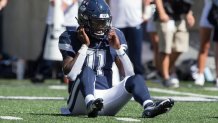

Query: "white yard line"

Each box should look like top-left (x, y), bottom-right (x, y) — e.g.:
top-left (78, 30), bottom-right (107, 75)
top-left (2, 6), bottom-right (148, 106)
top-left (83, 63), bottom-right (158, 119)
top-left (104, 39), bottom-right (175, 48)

top-left (0, 95), bottom-right (218, 102)
top-left (48, 85), bottom-right (67, 90)
top-left (1, 87), bottom-right (218, 102)
top-left (152, 96), bottom-right (218, 102)
top-left (0, 96), bottom-right (65, 100)
top-left (149, 88), bottom-right (218, 99)
top-left (0, 116), bottom-right (23, 120)
top-left (204, 87), bottom-right (218, 91)
top-left (115, 117), bottom-right (141, 122)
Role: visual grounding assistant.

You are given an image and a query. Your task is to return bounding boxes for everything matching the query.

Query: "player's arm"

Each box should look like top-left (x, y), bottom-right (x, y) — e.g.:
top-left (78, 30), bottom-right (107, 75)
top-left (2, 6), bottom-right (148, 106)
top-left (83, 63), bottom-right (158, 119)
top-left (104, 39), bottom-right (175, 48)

top-left (114, 57), bottom-right (125, 78)
top-left (60, 27), bottom-right (90, 81)
top-left (108, 29), bottom-right (135, 77)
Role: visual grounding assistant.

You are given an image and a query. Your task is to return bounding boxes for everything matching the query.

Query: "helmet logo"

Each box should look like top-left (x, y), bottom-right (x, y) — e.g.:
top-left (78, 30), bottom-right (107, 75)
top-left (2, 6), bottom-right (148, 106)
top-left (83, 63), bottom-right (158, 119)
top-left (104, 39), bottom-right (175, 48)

top-left (79, 5), bottom-right (86, 12)
top-left (99, 14), bottom-right (109, 18)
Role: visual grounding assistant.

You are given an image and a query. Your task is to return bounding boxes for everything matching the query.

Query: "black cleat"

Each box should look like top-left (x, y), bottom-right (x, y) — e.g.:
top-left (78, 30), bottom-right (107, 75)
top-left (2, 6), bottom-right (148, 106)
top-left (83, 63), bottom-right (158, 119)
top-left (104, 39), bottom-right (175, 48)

top-left (142, 98), bottom-right (174, 118)
top-left (87, 98), bottom-right (103, 118)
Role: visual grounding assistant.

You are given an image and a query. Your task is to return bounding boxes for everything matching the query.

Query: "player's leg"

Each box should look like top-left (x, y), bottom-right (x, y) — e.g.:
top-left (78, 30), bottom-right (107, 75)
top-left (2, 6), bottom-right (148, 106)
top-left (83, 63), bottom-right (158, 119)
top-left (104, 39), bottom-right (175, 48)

top-left (95, 75), bottom-right (174, 117)
top-left (65, 66), bottom-right (103, 117)
top-left (124, 75), bottom-right (174, 118)
top-left (94, 77), bottom-right (132, 116)
top-left (61, 79), bottom-right (87, 115)
top-left (79, 66), bottom-right (103, 117)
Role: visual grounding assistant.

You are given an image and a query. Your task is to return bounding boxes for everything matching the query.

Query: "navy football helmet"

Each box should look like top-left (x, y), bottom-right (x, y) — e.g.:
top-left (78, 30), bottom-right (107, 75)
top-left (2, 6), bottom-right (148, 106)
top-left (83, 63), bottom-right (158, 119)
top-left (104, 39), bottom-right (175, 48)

top-left (78, 0), bottom-right (112, 39)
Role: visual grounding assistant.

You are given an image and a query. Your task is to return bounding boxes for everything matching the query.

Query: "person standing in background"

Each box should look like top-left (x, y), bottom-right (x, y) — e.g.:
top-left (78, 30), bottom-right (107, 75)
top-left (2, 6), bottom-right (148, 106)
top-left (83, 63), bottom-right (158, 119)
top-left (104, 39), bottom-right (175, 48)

top-left (31, 0), bottom-right (79, 83)
top-left (144, 0), bottom-right (161, 76)
top-left (62, 0), bottom-right (81, 31)
top-left (192, 0), bottom-right (218, 86)
top-left (155, 0), bottom-right (195, 88)
top-left (0, 0), bottom-right (8, 53)
top-left (107, 0), bottom-right (147, 75)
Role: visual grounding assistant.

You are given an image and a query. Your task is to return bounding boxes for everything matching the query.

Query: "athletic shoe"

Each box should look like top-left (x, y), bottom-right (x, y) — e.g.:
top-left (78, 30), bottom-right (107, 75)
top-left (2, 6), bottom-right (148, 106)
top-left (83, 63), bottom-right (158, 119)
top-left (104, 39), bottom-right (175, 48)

top-left (31, 74), bottom-right (45, 83)
top-left (87, 98), bottom-right (103, 117)
top-left (142, 98), bottom-right (174, 118)
top-left (194, 73), bottom-right (205, 86)
top-left (162, 79), bottom-right (179, 88)
top-left (191, 65), bottom-right (198, 80)
top-left (170, 73), bottom-right (180, 84)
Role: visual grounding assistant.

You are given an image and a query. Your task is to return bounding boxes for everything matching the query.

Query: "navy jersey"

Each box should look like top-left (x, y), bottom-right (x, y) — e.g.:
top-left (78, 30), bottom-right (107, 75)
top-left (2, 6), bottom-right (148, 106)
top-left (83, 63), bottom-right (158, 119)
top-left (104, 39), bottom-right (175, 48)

top-left (59, 28), bottom-right (127, 89)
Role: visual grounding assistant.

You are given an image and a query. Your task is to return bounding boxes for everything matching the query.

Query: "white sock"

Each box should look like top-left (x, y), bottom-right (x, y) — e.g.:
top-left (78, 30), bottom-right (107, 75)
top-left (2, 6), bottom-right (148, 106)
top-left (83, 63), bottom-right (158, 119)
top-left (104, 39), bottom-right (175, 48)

top-left (143, 100), bottom-right (154, 109)
top-left (85, 94), bottom-right (95, 106)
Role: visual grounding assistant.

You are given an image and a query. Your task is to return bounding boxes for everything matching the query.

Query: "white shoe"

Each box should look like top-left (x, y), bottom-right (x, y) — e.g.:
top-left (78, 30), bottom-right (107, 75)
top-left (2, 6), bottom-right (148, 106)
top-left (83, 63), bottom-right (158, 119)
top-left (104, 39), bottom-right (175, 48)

top-left (170, 73), bottom-right (180, 84)
top-left (191, 65), bottom-right (198, 80)
top-left (194, 73), bottom-right (205, 86)
top-left (162, 78), bottom-right (179, 88)
top-left (169, 73), bottom-right (180, 88)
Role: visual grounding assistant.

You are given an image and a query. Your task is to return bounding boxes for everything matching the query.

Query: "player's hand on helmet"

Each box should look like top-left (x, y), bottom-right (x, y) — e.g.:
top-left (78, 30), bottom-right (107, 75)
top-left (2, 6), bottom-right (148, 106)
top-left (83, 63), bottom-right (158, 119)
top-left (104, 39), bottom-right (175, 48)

top-left (108, 29), bottom-right (121, 49)
top-left (77, 26), bottom-right (90, 46)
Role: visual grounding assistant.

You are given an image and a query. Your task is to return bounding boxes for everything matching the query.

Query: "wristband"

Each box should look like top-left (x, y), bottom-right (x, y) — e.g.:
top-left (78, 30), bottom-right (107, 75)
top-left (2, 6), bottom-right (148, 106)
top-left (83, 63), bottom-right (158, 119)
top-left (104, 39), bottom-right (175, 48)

top-left (116, 47), bottom-right (125, 56)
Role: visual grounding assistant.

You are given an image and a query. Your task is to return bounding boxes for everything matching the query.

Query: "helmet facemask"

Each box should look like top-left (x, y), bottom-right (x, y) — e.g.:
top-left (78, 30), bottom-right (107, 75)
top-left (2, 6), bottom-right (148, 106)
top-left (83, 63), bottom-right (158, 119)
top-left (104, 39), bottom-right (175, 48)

top-left (88, 17), bottom-right (111, 39)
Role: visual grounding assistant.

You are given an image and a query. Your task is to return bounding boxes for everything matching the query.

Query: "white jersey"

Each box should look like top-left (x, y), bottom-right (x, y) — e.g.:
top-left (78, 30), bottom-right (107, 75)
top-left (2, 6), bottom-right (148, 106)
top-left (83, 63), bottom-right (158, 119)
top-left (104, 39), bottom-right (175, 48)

top-left (109, 0), bottom-right (143, 28)
top-left (46, 3), bottom-right (54, 25)
top-left (46, 0), bottom-right (79, 27)
top-left (63, 0), bottom-right (79, 27)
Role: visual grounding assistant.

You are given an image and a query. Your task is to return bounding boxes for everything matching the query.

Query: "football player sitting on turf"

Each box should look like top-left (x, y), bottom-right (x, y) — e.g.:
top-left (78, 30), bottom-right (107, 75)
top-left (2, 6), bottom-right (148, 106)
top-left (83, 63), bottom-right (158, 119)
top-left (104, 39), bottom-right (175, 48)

top-left (59, 0), bottom-right (174, 118)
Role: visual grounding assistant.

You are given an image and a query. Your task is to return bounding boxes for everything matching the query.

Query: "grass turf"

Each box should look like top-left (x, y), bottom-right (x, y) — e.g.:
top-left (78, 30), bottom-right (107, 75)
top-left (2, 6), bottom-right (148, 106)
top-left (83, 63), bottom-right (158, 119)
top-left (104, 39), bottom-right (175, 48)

top-left (0, 79), bottom-right (218, 122)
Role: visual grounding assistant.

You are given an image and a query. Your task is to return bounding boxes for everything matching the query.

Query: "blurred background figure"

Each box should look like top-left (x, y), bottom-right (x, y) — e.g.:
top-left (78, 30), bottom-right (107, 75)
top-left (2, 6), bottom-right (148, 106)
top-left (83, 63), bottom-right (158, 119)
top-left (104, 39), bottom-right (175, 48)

top-left (155, 0), bottom-right (195, 88)
top-left (0, 0), bottom-right (17, 79)
top-left (143, 0), bottom-right (161, 81)
top-left (107, 0), bottom-right (146, 75)
top-left (31, 0), bottom-right (79, 83)
top-left (0, 0), bottom-right (8, 53)
top-left (192, 0), bottom-right (218, 86)
top-left (145, 0), bottom-right (159, 71)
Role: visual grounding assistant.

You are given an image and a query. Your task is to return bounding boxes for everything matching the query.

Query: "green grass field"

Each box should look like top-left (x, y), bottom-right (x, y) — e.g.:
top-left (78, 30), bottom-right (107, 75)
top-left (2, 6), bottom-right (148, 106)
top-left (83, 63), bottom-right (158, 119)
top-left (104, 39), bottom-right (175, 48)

top-left (1, 79), bottom-right (218, 123)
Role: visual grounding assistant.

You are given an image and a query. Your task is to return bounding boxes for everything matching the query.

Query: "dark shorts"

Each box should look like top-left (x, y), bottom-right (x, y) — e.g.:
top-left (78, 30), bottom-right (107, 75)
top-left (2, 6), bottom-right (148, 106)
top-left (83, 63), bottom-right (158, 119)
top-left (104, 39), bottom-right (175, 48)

top-left (213, 27), bottom-right (218, 42)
